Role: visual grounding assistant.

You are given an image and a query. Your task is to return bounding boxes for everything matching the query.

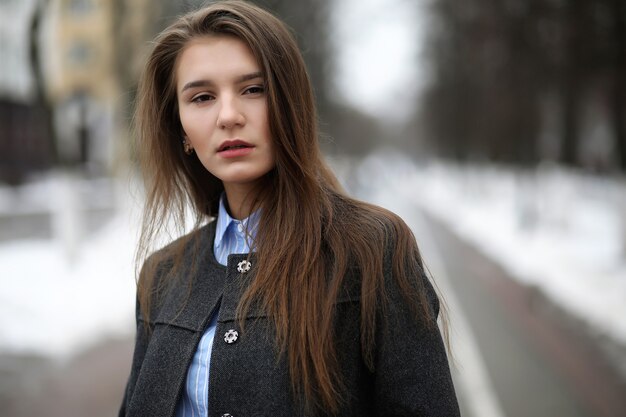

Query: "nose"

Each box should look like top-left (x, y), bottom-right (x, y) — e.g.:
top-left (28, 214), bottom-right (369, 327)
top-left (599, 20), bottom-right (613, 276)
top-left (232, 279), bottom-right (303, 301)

top-left (216, 95), bottom-right (245, 129)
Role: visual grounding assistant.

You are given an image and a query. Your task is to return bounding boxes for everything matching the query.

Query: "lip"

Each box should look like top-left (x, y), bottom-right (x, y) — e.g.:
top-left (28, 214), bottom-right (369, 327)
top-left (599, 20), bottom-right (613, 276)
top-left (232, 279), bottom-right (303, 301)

top-left (218, 139), bottom-right (253, 152)
top-left (217, 139), bottom-right (254, 158)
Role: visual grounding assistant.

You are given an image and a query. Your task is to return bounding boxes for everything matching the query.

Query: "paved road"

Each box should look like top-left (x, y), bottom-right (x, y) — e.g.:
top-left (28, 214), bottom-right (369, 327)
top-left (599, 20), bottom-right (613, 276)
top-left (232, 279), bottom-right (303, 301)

top-left (423, 213), bottom-right (626, 417)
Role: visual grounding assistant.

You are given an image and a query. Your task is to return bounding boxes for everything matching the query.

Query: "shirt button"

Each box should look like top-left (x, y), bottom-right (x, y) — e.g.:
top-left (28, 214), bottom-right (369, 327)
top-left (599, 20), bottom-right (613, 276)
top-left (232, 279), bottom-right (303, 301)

top-left (224, 329), bottom-right (239, 344)
top-left (221, 414), bottom-right (233, 417)
top-left (237, 260), bottom-right (252, 273)
top-left (237, 223), bottom-right (244, 233)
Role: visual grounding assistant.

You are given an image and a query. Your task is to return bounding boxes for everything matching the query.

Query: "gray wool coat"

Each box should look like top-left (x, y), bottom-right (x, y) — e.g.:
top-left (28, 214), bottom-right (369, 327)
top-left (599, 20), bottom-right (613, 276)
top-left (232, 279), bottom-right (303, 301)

top-left (119, 220), bottom-right (460, 417)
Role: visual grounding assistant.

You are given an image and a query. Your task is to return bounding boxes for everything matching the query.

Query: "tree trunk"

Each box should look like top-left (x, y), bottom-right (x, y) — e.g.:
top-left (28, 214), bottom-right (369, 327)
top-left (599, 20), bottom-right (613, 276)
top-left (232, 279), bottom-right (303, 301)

top-left (29, 0), bottom-right (58, 166)
top-left (611, 0), bottom-right (626, 170)
top-left (561, 79), bottom-right (580, 166)
top-left (559, 0), bottom-right (585, 167)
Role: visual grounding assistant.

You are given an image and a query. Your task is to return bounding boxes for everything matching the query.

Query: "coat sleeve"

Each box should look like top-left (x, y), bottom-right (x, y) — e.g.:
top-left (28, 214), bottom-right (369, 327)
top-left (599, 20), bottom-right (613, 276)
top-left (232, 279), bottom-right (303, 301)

top-left (373, 254), bottom-right (461, 416)
top-left (118, 296), bottom-right (151, 417)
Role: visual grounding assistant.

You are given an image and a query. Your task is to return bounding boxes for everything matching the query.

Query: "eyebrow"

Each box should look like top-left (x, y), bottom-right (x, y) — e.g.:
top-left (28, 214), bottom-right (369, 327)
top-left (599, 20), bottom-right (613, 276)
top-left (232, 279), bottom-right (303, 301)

top-left (180, 71), bottom-right (264, 93)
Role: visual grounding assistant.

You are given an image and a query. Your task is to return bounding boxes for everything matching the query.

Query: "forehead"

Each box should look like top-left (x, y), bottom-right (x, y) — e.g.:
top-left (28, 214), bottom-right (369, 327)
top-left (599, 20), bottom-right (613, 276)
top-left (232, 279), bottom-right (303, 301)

top-left (175, 35), bottom-right (260, 87)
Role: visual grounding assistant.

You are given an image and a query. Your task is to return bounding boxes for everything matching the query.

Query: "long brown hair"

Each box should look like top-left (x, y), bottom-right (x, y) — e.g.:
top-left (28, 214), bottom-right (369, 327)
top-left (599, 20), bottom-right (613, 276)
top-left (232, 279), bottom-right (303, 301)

top-left (135, 1), bottom-right (444, 414)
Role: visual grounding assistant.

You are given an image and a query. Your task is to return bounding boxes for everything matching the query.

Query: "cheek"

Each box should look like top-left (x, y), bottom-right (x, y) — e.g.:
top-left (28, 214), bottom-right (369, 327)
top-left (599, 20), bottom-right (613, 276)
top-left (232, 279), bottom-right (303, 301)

top-left (180, 112), bottom-right (213, 145)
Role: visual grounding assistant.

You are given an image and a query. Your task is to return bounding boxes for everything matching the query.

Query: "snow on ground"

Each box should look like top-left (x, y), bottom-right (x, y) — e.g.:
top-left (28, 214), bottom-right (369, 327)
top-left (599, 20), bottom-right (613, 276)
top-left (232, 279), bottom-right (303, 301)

top-left (354, 152), bottom-right (626, 347)
top-left (1, 154), bottom-right (625, 358)
top-left (0, 174), bottom-right (140, 358)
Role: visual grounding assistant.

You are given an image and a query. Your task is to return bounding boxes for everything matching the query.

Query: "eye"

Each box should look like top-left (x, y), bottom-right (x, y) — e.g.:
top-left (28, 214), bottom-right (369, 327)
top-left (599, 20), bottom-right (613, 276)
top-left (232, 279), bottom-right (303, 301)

top-left (191, 93), bottom-right (214, 103)
top-left (243, 85), bottom-right (265, 95)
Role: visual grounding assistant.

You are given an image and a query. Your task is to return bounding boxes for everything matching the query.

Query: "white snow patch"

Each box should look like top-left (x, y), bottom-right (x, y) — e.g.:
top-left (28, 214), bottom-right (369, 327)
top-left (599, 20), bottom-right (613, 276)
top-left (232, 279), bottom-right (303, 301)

top-left (354, 152), bottom-right (626, 346)
top-left (0, 176), bottom-right (141, 358)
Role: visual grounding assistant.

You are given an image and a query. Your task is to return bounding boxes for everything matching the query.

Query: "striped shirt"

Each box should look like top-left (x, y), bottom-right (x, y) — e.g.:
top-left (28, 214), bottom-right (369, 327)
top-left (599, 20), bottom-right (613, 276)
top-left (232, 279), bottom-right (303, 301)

top-left (175, 195), bottom-right (259, 417)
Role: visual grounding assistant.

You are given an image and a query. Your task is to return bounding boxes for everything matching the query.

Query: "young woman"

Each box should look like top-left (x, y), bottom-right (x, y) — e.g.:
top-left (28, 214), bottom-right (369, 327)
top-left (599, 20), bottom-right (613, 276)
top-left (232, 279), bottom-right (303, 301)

top-left (119, 1), bottom-right (460, 416)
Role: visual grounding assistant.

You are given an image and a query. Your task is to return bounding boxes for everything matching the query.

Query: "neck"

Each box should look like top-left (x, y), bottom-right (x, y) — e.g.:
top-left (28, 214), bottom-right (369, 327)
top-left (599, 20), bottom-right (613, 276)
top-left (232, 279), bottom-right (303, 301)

top-left (223, 183), bottom-right (258, 220)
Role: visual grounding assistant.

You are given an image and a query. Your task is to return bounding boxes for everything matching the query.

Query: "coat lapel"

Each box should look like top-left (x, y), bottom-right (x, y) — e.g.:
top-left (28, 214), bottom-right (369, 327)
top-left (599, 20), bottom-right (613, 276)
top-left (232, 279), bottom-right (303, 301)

top-left (127, 222), bottom-right (228, 417)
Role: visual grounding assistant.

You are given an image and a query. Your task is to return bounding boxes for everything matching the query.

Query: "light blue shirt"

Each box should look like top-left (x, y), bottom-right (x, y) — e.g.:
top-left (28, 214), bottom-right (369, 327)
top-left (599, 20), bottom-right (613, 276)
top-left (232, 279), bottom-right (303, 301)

top-left (175, 195), bottom-right (259, 417)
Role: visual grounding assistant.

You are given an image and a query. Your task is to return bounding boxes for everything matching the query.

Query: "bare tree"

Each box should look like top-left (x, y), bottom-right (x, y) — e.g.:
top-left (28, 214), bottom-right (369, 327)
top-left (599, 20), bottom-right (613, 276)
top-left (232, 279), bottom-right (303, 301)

top-left (610, 0), bottom-right (626, 169)
top-left (29, 0), bottom-right (57, 165)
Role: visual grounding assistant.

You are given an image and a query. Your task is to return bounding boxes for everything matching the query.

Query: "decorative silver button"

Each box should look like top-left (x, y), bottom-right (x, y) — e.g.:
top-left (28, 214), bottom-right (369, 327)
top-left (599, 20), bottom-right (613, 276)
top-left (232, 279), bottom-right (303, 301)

top-left (221, 414), bottom-right (233, 417)
top-left (237, 260), bottom-right (252, 273)
top-left (224, 329), bottom-right (239, 344)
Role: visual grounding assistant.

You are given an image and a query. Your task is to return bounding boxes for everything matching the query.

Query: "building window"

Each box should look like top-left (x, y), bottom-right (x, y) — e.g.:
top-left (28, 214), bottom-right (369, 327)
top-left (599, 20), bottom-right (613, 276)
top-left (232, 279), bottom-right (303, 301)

top-left (67, 40), bottom-right (92, 66)
top-left (66, 0), bottom-right (94, 15)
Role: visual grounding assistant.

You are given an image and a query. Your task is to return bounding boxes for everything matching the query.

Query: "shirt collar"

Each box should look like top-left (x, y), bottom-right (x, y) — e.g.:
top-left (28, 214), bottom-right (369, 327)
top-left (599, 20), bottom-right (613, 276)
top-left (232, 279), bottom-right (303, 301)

top-left (214, 194), bottom-right (260, 249)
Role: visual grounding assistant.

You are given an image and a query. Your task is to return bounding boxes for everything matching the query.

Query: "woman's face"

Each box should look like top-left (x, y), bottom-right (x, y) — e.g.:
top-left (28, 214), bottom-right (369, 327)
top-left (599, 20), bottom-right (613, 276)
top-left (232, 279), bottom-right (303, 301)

top-left (175, 35), bottom-right (275, 194)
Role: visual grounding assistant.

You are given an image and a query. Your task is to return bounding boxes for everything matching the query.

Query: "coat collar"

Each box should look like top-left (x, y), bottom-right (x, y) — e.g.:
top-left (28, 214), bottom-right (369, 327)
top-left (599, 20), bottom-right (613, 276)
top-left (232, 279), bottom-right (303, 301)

top-left (154, 221), bottom-right (259, 331)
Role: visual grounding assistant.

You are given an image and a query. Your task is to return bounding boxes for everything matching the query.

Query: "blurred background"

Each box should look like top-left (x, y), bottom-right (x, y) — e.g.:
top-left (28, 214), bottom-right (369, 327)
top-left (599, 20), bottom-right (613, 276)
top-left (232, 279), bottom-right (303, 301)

top-left (1, 0), bottom-right (625, 416)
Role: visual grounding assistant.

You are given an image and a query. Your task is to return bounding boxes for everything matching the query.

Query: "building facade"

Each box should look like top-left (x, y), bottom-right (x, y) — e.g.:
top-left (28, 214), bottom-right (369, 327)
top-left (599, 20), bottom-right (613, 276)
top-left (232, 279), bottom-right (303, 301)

top-left (0, 0), bottom-right (152, 182)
